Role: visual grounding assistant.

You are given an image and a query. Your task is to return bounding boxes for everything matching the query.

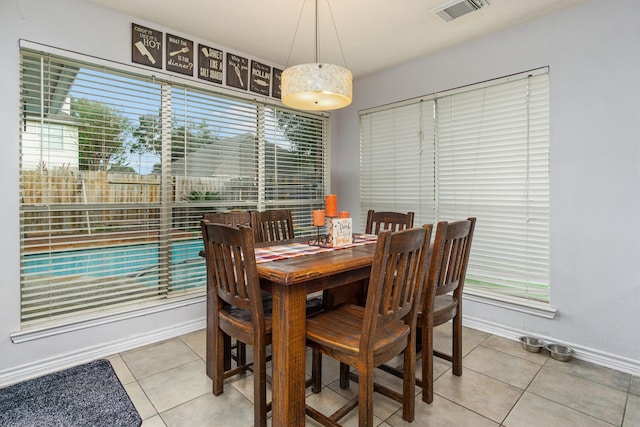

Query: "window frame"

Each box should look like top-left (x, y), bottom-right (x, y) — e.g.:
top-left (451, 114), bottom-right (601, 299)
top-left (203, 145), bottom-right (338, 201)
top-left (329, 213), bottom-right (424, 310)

top-left (17, 41), bottom-right (329, 334)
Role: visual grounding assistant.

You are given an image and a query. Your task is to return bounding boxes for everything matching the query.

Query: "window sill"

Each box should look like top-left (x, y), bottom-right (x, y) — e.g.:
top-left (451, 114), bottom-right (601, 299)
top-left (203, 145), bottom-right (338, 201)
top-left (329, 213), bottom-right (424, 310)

top-left (463, 289), bottom-right (556, 319)
top-left (11, 295), bottom-right (205, 344)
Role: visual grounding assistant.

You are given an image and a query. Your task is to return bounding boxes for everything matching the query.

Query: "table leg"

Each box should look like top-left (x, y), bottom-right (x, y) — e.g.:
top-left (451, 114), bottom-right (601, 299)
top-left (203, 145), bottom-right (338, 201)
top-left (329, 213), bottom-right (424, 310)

top-left (270, 283), bottom-right (307, 427)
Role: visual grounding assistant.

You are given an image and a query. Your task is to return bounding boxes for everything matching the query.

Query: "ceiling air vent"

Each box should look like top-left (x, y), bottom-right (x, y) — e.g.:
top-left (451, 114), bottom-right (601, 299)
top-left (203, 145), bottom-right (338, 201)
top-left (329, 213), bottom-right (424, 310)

top-left (432, 0), bottom-right (488, 22)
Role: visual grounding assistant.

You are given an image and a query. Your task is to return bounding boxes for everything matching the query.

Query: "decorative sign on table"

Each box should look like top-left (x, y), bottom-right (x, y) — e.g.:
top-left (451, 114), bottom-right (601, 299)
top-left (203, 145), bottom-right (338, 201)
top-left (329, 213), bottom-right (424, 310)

top-left (330, 218), bottom-right (353, 248)
top-left (131, 23), bottom-right (162, 69)
top-left (226, 53), bottom-right (249, 90)
top-left (198, 44), bottom-right (223, 84)
top-left (166, 34), bottom-right (194, 76)
top-left (250, 60), bottom-right (272, 96)
top-left (272, 68), bottom-right (282, 100)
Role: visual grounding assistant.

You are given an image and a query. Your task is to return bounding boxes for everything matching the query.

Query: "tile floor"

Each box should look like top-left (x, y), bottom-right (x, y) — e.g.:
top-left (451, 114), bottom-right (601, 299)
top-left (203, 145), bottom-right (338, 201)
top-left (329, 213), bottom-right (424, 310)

top-left (107, 324), bottom-right (640, 426)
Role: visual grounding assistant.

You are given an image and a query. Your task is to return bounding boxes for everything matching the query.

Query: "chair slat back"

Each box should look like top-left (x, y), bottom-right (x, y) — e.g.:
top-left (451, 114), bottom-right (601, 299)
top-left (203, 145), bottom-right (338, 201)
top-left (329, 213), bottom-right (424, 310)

top-left (365, 210), bottom-right (415, 235)
top-left (362, 225), bottom-right (432, 350)
top-left (430, 218), bottom-right (476, 298)
top-left (253, 209), bottom-right (295, 242)
top-left (201, 221), bottom-right (263, 319)
top-left (202, 211), bottom-right (259, 242)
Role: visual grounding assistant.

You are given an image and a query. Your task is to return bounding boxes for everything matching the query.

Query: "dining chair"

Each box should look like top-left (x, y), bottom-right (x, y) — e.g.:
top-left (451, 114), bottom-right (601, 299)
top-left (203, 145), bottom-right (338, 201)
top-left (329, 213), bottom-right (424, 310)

top-left (252, 207), bottom-right (323, 308)
top-left (200, 221), bottom-right (271, 426)
top-left (365, 209), bottom-right (415, 234)
top-left (377, 217), bottom-right (476, 404)
top-left (252, 209), bottom-right (295, 242)
top-left (419, 217), bottom-right (475, 403)
top-left (322, 210), bottom-right (415, 309)
top-left (305, 225), bottom-right (432, 426)
top-left (201, 211), bottom-right (255, 380)
top-left (201, 219), bottom-right (323, 425)
top-left (203, 210), bottom-right (257, 241)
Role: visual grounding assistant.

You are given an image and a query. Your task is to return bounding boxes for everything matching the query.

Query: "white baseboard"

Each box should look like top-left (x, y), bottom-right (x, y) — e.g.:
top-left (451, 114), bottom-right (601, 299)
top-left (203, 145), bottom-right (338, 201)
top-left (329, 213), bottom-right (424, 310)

top-left (2, 314), bottom-right (638, 388)
top-left (0, 318), bottom-right (206, 388)
top-left (464, 315), bottom-right (640, 376)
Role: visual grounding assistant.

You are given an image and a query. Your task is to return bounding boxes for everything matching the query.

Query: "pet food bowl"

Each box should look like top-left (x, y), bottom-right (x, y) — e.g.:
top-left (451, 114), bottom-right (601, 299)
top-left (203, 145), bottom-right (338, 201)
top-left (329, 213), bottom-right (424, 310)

top-left (519, 336), bottom-right (546, 353)
top-left (545, 344), bottom-right (575, 362)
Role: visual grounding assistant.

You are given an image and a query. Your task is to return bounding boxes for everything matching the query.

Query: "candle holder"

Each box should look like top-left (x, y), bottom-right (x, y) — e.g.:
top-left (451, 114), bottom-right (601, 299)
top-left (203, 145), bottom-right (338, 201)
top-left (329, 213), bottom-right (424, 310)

top-left (308, 226), bottom-right (331, 247)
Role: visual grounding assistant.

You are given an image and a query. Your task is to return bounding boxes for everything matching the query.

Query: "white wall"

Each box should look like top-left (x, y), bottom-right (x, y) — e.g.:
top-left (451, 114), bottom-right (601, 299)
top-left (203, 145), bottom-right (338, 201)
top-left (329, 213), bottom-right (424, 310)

top-left (0, 0), bottom-right (212, 384)
top-left (333, 0), bottom-right (640, 371)
top-left (0, 0), bottom-right (638, 384)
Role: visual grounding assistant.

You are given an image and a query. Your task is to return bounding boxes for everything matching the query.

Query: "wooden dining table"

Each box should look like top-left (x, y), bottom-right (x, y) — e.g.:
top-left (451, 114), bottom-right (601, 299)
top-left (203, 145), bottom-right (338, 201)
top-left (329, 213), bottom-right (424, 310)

top-left (254, 236), bottom-right (377, 426)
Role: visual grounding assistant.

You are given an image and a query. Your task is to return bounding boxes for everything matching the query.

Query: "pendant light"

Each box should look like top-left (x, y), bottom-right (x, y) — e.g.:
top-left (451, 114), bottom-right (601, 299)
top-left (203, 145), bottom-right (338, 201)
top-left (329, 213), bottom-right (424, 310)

top-left (281, 0), bottom-right (352, 111)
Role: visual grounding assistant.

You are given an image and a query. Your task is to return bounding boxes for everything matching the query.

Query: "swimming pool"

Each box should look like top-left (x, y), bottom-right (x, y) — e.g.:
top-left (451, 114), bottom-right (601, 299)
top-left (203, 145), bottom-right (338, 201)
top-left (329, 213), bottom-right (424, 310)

top-left (22, 239), bottom-right (206, 289)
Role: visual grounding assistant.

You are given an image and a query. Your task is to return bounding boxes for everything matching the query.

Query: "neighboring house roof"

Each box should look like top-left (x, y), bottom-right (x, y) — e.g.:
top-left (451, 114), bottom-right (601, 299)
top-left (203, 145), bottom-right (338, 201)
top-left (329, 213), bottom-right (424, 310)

top-left (170, 132), bottom-right (315, 179)
top-left (22, 59), bottom-right (79, 118)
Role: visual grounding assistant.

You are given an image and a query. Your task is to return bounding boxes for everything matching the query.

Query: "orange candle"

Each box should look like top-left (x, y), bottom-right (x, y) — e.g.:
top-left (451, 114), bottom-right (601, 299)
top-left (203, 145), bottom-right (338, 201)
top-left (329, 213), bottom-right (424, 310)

top-left (338, 211), bottom-right (350, 218)
top-left (312, 209), bottom-right (326, 226)
top-left (325, 194), bottom-right (338, 217)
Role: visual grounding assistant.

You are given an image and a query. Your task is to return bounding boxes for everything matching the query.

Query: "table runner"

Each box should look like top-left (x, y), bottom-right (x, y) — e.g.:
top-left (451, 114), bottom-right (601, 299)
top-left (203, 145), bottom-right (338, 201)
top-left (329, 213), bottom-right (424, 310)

top-left (255, 234), bottom-right (377, 264)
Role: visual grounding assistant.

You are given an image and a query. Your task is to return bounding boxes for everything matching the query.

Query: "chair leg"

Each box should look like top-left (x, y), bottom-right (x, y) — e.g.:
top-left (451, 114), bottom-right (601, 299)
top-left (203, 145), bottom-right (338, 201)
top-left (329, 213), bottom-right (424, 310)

top-left (237, 341), bottom-right (247, 369)
top-left (206, 292), bottom-right (214, 379)
top-left (422, 320), bottom-right (434, 404)
top-left (253, 338), bottom-right (267, 427)
top-left (358, 362), bottom-right (375, 427)
top-left (223, 334), bottom-right (232, 371)
top-left (402, 337), bottom-right (416, 422)
top-left (206, 331), bottom-right (213, 379)
top-left (213, 327), bottom-right (225, 396)
top-left (339, 362), bottom-right (350, 389)
top-left (311, 348), bottom-right (322, 393)
top-left (452, 309), bottom-right (463, 376)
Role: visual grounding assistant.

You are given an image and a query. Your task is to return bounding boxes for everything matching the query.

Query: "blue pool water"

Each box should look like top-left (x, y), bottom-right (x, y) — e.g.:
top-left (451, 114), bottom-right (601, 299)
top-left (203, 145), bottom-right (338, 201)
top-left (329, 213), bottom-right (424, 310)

top-left (23, 239), bottom-right (206, 288)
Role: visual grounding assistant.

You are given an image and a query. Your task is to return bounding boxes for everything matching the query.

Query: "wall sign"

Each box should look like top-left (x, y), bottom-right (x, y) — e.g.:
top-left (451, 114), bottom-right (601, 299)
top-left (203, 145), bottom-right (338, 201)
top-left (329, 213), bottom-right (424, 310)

top-left (198, 44), bottom-right (223, 84)
top-left (272, 68), bottom-right (282, 100)
top-left (166, 34), bottom-right (194, 76)
top-left (250, 60), bottom-right (271, 96)
top-left (130, 23), bottom-right (284, 102)
top-left (132, 23), bottom-right (162, 69)
top-left (226, 53), bottom-right (249, 90)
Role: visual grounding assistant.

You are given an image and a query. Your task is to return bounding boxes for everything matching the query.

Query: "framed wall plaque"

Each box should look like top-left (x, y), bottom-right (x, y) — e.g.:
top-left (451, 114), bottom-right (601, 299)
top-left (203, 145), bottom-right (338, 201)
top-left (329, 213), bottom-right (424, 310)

top-left (198, 44), bottom-right (223, 84)
top-left (272, 68), bottom-right (282, 100)
top-left (166, 34), bottom-right (194, 76)
top-left (226, 53), bottom-right (249, 90)
top-left (250, 60), bottom-right (271, 96)
top-left (132, 23), bottom-right (162, 69)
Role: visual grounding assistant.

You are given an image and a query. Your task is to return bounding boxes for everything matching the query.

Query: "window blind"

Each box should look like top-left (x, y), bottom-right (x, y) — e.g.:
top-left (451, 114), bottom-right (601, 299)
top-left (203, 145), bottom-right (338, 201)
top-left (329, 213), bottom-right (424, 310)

top-left (360, 69), bottom-right (550, 303)
top-left (19, 47), bottom-right (327, 327)
top-left (360, 100), bottom-right (436, 228)
top-left (20, 51), bottom-right (168, 324)
top-left (263, 107), bottom-right (328, 234)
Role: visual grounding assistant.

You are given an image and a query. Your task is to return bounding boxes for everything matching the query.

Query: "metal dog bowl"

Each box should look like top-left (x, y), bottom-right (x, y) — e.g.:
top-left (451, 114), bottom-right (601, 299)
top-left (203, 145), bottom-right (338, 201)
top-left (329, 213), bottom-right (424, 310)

top-left (545, 344), bottom-right (575, 362)
top-left (519, 336), bottom-right (546, 353)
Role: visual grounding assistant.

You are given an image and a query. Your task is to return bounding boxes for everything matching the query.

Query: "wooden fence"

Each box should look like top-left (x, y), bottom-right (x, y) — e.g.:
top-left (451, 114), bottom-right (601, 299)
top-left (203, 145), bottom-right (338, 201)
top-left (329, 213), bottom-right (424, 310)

top-left (20, 170), bottom-right (230, 235)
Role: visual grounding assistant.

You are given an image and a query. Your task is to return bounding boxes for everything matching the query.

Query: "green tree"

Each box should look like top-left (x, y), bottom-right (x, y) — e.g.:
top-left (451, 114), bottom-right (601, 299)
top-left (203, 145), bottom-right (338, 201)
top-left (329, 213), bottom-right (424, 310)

top-left (131, 113), bottom-right (161, 156)
top-left (71, 98), bottom-right (130, 171)
top-left (276, 111), bottom-right (323, 158)
top-left (275, 110), bottom-right (324, 184)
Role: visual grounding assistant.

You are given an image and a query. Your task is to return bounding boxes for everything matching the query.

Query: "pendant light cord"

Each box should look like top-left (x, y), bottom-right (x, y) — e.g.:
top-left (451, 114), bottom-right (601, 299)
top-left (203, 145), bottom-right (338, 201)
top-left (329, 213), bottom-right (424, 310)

top-left (284, 0), bottom-right (349, 69)
top-left (315, 0), bottom-right (319, 63)
top-left (325, 0), bottom-right (348, 69)
top-left (285, 0), bottom-right (307, 67)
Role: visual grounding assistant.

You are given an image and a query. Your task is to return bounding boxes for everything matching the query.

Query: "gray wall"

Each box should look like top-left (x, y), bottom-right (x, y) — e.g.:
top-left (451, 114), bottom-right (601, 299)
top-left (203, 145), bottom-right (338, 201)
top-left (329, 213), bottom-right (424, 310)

top-left (332, 0), bottom-right (640, 369)
top-left (0, 0), bottom-right (638, 383)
